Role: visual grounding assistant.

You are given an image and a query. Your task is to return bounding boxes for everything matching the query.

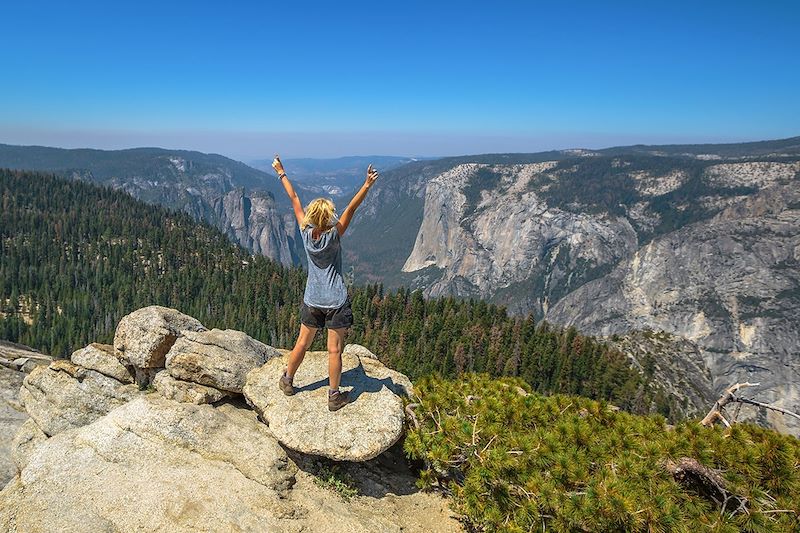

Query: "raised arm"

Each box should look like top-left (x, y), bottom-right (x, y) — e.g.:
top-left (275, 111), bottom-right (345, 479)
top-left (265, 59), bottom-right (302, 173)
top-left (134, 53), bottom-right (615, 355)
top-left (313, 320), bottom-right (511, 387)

top-left (272, 155), bottom-right (305, 226)
top-left (336, 164), bottom-right (379, 236)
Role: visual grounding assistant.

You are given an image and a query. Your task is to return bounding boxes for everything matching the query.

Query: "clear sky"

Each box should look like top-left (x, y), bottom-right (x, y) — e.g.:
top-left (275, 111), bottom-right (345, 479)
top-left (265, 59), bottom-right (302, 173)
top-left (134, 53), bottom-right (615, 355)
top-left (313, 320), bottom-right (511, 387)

top-left (1, 0), bottom-right (798, 159)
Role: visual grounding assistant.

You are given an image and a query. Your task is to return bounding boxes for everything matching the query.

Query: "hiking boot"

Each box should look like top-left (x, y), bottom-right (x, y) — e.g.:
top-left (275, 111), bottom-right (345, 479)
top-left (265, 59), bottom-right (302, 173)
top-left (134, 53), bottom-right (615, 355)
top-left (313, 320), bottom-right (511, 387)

top-left (328, 390), bottom-right (350, 412)
top-left (278, 373), bottom-right (295, 396)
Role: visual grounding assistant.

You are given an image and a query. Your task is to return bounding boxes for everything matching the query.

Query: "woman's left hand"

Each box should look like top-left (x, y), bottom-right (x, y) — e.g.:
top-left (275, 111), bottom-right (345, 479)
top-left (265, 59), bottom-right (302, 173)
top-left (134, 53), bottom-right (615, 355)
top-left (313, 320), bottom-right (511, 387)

top-left (272, 155), bottom-right (285, 176)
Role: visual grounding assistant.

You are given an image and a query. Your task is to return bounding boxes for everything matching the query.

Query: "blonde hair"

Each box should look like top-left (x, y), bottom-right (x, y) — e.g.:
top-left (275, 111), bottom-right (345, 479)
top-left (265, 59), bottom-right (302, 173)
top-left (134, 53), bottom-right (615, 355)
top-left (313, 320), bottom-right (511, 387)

top-left (302, 198), bottom-right (336, 231)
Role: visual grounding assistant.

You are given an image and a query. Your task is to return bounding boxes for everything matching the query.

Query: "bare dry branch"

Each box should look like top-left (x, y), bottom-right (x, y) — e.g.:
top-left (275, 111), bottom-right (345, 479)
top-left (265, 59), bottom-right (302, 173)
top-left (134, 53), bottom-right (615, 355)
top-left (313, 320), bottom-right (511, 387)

top-left (701, 382), bottom-right (759, 427)
top-left (405, 403), bottom-right (420, 429)
top-left (734, 397), bottom-right (800, 422)
top-left (702, 381), bottom-right (800, 428)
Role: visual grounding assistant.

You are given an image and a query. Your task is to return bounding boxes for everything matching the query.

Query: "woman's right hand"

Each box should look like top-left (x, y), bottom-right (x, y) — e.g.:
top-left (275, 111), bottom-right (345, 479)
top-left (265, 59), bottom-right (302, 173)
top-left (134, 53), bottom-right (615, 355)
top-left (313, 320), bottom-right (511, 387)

top-left (365, 164), bottom-right (379, 188)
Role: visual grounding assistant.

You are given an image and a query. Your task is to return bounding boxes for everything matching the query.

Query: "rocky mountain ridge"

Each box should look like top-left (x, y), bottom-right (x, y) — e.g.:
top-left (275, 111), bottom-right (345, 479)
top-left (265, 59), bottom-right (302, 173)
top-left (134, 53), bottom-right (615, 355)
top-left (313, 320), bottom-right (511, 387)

top-left (401, 161), bottom-right (640, 311)
top-left (345, 139), bottom-right (800, 434)
top-left (250, 155), bottom-right (419, 196)
top-left (401, 159), bottom-right (799, 310)
top-left (547, 181), bottom-right (800, 433)
top-left (0, 144), bottom-right (303, 265)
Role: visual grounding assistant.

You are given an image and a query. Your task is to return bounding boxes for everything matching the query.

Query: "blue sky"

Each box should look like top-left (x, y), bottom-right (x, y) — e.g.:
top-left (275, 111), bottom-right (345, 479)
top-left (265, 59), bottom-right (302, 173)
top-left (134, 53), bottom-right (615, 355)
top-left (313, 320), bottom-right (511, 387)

top-left (1, 0), bottom-right (798, 159)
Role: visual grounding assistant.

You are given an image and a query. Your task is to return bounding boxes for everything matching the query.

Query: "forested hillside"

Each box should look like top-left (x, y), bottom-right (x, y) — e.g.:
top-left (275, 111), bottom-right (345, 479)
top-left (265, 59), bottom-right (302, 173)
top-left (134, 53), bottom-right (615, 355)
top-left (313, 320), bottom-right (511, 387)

top-left (0, 169), bottom-right (672, 415)
top-left (0, 143), bottom-right (306, 265)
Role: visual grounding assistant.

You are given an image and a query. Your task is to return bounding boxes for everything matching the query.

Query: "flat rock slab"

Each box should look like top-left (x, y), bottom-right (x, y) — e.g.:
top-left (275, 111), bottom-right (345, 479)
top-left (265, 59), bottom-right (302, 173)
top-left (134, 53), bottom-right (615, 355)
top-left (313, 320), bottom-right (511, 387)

top-left (166, 329), bottom-right (278, 393)
top-left (114, 306), bottom-right (206, 370)
top-left (19, 360), bottom-right (139, 437)
top-left (0, 340), bottom-right (51, 373)
top-left (243, 352), bottom-right (412, 462)
top-left (153, 370), bottom-right (230, 404)
top-left (70, 343), bottom-right (134, 384)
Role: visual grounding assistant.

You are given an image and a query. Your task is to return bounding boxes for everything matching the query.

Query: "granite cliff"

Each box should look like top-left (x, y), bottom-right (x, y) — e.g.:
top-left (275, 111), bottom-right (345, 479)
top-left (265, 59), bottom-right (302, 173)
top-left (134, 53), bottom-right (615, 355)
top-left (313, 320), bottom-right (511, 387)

top-left (401, 161), bottom-right (639, 313)
top-left (547, 181), bottom-right (800, 432)
top-left (212, 188), bottom-right (302, 265)
top-left (346, 139), bottom-right (800, 434)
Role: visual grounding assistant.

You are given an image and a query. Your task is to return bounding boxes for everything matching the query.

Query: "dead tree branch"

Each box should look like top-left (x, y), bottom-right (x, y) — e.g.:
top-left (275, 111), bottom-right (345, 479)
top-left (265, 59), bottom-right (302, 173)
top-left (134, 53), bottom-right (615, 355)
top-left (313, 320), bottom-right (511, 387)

top-left (405, 403), bottom-right (420, 429)
top-left (702, 382), bottom-right (800, 428)
top-left (665, 457), bottom-right (748, 517)
top-left (734, 398), bottom-right (800, 422)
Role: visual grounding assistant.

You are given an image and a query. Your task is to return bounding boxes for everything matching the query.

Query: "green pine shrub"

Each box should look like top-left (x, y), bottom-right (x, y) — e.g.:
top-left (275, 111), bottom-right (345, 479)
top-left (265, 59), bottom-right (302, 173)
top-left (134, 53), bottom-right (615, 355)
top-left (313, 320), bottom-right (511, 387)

top-left (405, 374), bottom-right (800, 532)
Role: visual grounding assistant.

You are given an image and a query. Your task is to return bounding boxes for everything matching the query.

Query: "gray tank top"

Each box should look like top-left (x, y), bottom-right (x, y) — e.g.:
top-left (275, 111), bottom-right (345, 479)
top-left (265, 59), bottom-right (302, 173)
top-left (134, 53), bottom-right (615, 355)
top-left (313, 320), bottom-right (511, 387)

top-left (302, 226), bottom-right (348, 309)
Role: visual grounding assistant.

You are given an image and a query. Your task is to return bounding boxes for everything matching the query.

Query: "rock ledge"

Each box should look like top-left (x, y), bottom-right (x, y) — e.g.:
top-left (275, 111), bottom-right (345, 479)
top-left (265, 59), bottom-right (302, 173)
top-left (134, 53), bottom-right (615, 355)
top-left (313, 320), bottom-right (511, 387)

top-left (244, 351), bottom-right (412, 461)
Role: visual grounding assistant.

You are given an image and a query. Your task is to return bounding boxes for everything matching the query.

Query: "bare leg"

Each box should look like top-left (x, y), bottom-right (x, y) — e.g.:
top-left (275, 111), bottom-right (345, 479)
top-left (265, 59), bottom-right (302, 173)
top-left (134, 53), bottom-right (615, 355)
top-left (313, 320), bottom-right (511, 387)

top-left (286, 324), bottom-right (317, 379)
top-left (327, 328), bottom-right (348, 390)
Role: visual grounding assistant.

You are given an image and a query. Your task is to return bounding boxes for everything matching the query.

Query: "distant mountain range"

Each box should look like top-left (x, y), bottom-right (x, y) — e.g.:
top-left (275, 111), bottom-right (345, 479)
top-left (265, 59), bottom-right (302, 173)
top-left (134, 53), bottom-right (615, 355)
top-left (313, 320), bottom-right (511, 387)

top-left (0, 144), bottom-right (305, 265)
top-left (0, 146), bottom-right (423, 264)
top-left (346, 136), bottom-right (800, 293)
top-left (1, 136), bottom-right (798, 433)
top-left (250, 155), bottom-right (424, 198)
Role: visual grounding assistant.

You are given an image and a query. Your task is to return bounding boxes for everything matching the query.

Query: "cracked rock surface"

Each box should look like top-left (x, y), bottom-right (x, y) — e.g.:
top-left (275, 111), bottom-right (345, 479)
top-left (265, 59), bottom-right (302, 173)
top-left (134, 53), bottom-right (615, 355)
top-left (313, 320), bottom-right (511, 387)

top-left (19, 360), bottom-right (140, 437)
top-left (166, 328), bottom-right (279, 393)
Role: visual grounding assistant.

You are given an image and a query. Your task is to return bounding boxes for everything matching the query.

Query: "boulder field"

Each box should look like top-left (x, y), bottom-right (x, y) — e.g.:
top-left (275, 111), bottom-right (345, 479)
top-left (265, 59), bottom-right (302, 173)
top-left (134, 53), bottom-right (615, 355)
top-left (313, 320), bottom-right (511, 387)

top-left (0, 306), bottom-right (458, 532)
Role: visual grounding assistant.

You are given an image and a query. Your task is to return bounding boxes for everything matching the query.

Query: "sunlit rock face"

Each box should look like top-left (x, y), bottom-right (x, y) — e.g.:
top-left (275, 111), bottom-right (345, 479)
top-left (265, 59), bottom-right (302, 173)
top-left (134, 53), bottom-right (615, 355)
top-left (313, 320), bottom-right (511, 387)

top-left (403, 163), bottom-right (638, 315)
top-left (379, 152), bottom-right (800, 435)
top-left (547, 182), bottom-right (800, 434)
top-left (212, 188), bottom-right (299, 266)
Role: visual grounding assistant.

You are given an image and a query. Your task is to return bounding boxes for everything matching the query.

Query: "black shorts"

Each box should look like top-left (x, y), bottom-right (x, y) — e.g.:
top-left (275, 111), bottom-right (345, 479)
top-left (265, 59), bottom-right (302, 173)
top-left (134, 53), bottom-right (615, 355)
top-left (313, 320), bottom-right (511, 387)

top-left (300, 298), bottom-right (353, 330)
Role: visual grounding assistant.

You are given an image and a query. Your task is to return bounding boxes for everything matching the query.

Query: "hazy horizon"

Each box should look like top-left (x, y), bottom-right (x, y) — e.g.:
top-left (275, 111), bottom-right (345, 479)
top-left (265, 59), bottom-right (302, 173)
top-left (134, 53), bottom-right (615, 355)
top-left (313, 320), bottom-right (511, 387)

top-left (1, 129), bottom-right (792, 163)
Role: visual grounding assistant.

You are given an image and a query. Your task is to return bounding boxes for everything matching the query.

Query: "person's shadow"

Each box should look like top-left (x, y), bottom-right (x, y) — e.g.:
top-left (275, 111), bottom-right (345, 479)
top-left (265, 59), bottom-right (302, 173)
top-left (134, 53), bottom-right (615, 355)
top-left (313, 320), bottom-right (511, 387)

top-left (294, 359), bottom-right (409, 403)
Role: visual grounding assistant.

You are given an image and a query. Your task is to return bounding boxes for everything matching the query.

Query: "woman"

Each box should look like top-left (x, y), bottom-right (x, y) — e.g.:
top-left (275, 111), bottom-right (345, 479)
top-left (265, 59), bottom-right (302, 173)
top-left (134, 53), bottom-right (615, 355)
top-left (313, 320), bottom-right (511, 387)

top-left (271, 155), bottom-right (379, 411)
